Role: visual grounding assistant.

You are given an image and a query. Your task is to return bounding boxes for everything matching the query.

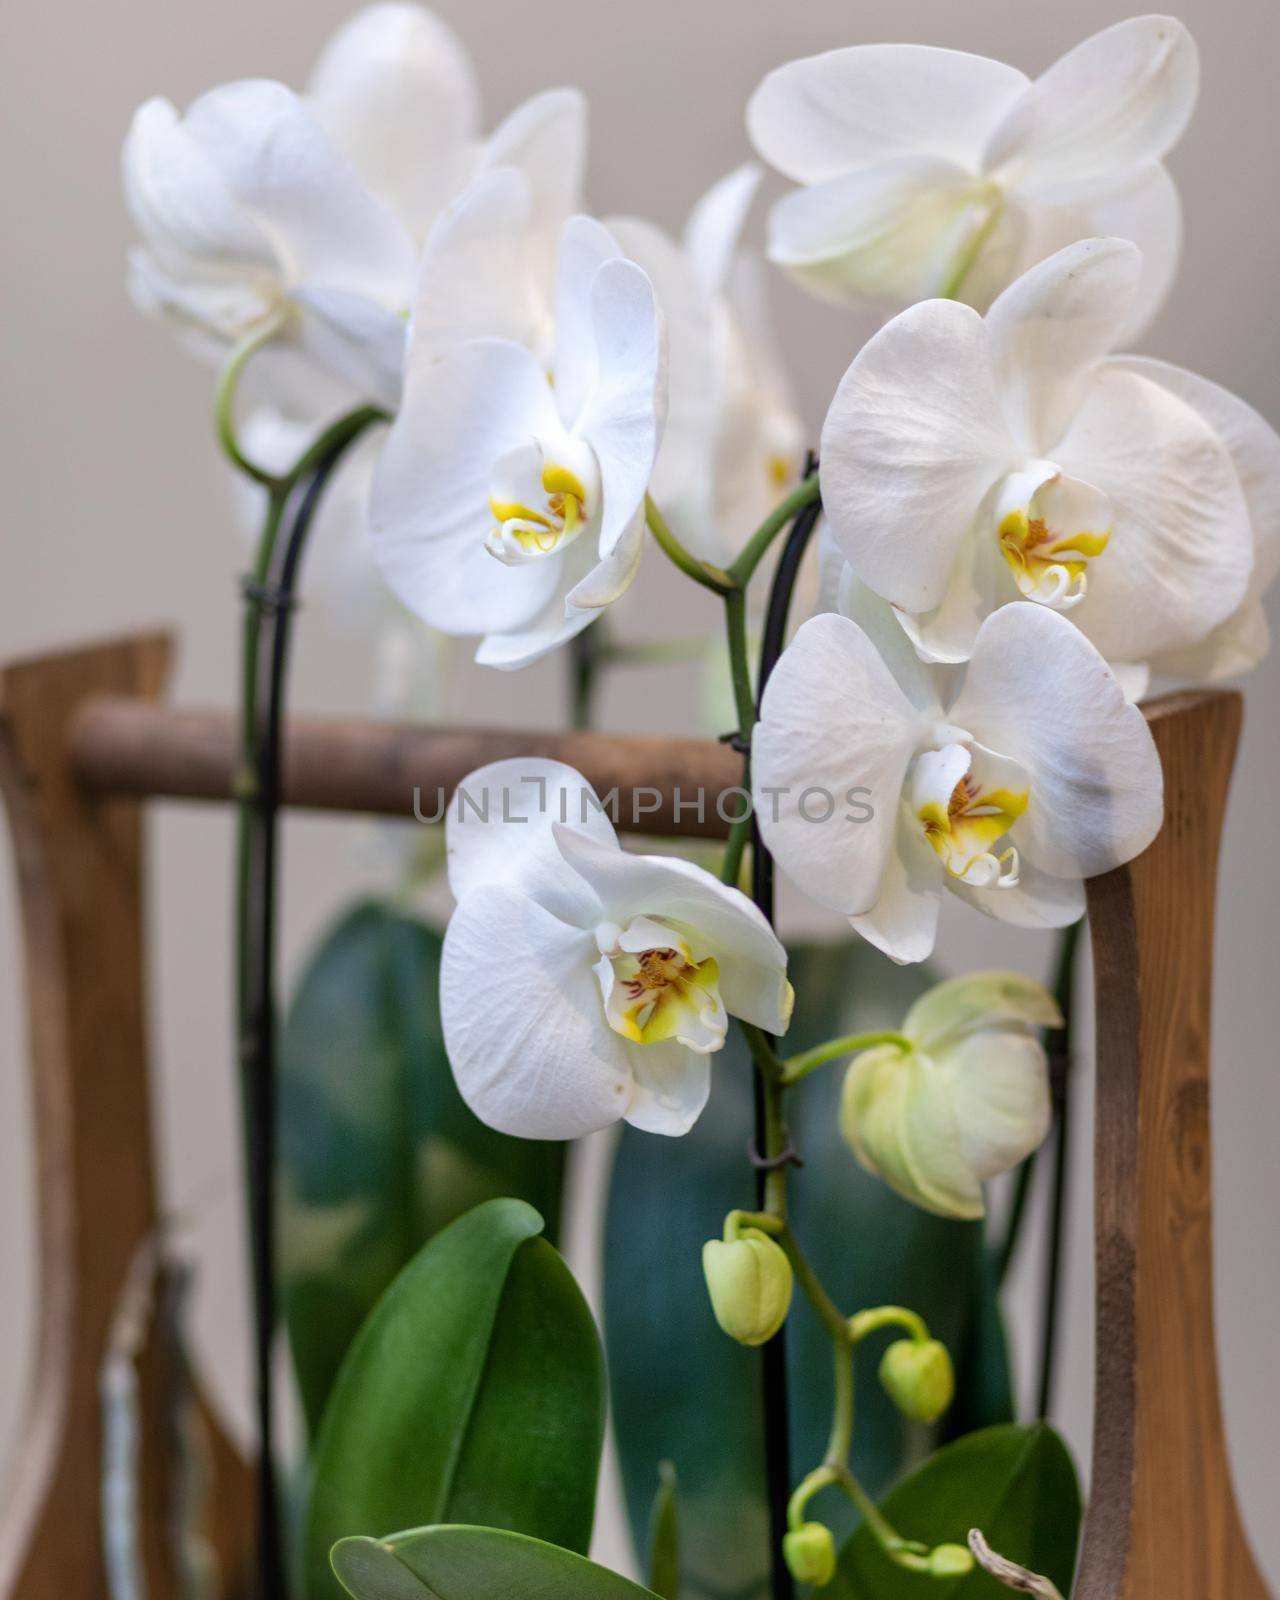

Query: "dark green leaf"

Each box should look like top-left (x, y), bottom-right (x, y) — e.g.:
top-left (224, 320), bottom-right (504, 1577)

top-left (829, 1423), bottom-right (1080, 1599)
top-left (304, 1199), bottom-right (604, 1600)
top-left (648, 1462), bottom-right (680, 1600)
top-left (604, 941), bottom-right (1014, 1600)
top-left (332, 1526), bottom-right (661, 1600)
top-left (280, 900), bottom-right (566, 1432)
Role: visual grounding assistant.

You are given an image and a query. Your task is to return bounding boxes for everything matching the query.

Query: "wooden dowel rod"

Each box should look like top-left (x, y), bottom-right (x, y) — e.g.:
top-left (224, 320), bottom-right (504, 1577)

top-left (69, 697), bottom-right (745, 840)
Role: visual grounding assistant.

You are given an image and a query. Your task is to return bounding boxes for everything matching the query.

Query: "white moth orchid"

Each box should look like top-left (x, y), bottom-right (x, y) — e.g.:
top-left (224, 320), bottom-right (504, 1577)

top-left (842, 972), bottom-right (1059, 1218)
top-left (124, 2), bottom-right (586, 413)
top-left (609, 165), bottom-right (805, 566)
top-left (753, 588), bottom-right (1163, 964)
top-left (440, 761), bottom-right (792, 1138)
top-left (747, 16), bottom-right (1197, 335)
top-left (819, 238), bottom-right (1262, 685)
top-left (371, 214), bottom-right (666, 668)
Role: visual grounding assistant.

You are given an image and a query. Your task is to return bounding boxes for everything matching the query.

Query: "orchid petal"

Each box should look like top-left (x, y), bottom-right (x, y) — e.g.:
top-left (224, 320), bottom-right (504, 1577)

top-left (573, 258), bottom-right (666, 556)
top-left (821, 298), bottom-right (1014, 612)
top-left (553, 215), bottom-right (627, 430)
top-left (622, 1042), bottom-right (712, 1136)
top-left (753, 614), bottom-right (930, 916)
top-left (442, 883), bottom-right (632, 1139)
top-left (988, 17), bottom-right (1198, 205)
top-left (683, 162), bottom-right (762, 298)
top-left (183, 79), bottom-right (415, 303)
top-left (408, 167), bottom-right (544, 360)
top-left (306, 2), bottom-right (479, 235)
top-left (1056, 365), bottom-right (1253, 660)
top-left (371, 337), bottom-right (566, 635)
top-left (849, 806), bottom-right (943, 966)
top-left (479, 87), bottom-right (587, 266)
top-left (945, 1031), bottom-right (1051, 1182)
top-left (837, 572), bottom-right (945, 716)
top-left (444, 757), bottom-right (616, 921)
top-left (765, 156), bottom-right (996, 307)
top-left (291, 284), bottom-right (406, 408)
top-left (984, 237), bottom-right (1141, 456)
top-left (947, 856), bottom-right (1086, 930)
top-left (904, 970), bottom-right (1062, 1052)
top-left (551, 826), bottom-right (792, 1035)
top-left (949, 603), bottom-right (1162, 879)
top-left (747, 43), bottom-right (1027, 185)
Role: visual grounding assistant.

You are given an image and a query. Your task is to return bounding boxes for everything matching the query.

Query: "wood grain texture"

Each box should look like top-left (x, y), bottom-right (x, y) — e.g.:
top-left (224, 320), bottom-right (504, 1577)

top-left (1077, 688), bottom-right (1271, 1600)
top-left (69, 698), bottom-right (745, 838)
top-left (0, 634), bottom-right (251, 1600)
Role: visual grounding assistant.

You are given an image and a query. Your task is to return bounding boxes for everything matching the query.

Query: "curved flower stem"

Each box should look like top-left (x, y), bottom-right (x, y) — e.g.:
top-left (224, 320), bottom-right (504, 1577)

top-left (848, 1305), bottom-right (930, 1345)
top-left (644, 494), bottom-right (733, 594)
top-left (780, 1030), bottom-right (911, 1086)
top-left (718, 585), bottom-right (757, 888)
top-left (726, 475), bottom-right (823, 589)
top-left (233, 403), bottom-right (387, 1600)
top-left (938, 189), bottom-right (1004, 302)
top-left (214, 315), bottom-right (291, 490)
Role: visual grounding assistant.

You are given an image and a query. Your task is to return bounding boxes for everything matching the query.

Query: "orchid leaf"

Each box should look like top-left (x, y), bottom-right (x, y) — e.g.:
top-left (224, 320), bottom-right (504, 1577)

top-left (332, 1525), bottom-right (662, 1600)
top-left (829, 1422), bottom-right (1081, 1598)
top-left (304, 1199), bottom-right (604, 1600)
top-left (280, 899), bottom-right (566, 1434)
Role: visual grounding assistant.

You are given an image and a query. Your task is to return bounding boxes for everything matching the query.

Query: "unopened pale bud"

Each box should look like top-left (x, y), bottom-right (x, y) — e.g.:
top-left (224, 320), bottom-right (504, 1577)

top-left (783, 1522), bottom-right (836, 1586)
top-left (879, 1338), bottom-right (954, 1423)
top-left (928, 1543), bottom-right (975, 1578)
top-left (702, 1229), bottom-right (793, 1346)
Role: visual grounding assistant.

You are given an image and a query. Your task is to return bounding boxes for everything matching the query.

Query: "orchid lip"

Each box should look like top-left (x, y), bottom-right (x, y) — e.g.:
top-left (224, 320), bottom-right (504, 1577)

top-left (593, 915), bottom-right (728, 1054)
top-left (994, 462), bottom-right (1112, 612)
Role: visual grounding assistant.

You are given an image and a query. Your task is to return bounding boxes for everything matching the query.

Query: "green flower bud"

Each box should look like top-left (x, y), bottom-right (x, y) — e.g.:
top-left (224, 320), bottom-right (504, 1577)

top-left (841, 971), bottom-right (1057, 1219)
top-left (702, 1229), bottom-right (793, 1346)
top-left (927, 1543), bottom-right (975, 1577)
top-left (783, 1522), bottom-right (837, 1587)
top-left (879, 1338), bottom-right (955, 1423)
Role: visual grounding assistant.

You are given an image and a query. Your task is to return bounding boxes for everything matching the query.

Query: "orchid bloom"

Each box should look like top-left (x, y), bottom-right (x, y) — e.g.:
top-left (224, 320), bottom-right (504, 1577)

top-left (819, 239), bottom-right (1265, 690)
top-left (123, 2), bottom-right (585, 411)
top-left (371, 214), bottom-right (666, 668)
top-left (747, 16), bottom-right (1197, 334)
top-left (842, 972), bottom-right (1059, 1218)
top-left (440, 761), bottom-right (792, 1138)
top-left (752, 589), bottom-right (1163, 964)
top-left (609, 165), bottom-right (805, 566)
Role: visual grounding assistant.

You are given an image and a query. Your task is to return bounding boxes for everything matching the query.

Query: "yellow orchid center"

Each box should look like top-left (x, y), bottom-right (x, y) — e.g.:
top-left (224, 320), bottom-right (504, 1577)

top-left (486, 441), bottom-right (598, 567)
top-left (995, 465), bottom-right (1112, 609)
top-left (913, 744), bottom-right (1028, 889)
top-left (595, 917), bottom-right (728, 1053)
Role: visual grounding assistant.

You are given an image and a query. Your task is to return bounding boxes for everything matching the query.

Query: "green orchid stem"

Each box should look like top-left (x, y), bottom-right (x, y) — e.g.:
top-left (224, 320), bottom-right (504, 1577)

top-left (938, 190), bottom-right (1004, 302)
top-left (780, 1030), bottom-right (911, 1086)
top-left (726, 475), bottom-right (823, 588)
top-left (644, 495), bottom-right (733, 594)
top-left (719, 586), bottom-right (756, 888)
top-left (848, 1305), bottom-right (930, 1345)
top-left (215, 315), bottom-right (291, 490)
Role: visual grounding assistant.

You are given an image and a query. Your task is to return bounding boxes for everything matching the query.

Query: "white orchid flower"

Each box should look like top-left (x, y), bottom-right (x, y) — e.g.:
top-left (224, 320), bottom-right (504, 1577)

top-left (371, 214), bottom-right (666, 668)
top-left (124, 3), bottom-right (586, 413)
top-left (747, 16), bottom-right (1197, 334)
top-left (609, 165), bottom-right (805, 566)
top-left (440, 761), bottom-right (792, 1138)
top-left (123, 76), bottom-right (417, 409)
top-left (819, 238), bottom-right (1262, 683)
top-left (752, 589), bottom-right (1163, 964)
top-left (842, 972), bottom-right (1059, 1218)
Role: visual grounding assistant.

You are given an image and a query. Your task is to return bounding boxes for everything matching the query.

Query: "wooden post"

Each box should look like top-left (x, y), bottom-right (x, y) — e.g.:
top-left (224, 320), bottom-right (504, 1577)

top-left (0, 634), bottom-right (251, 1600)
top-left (1077, 689), bottom-right (1270, 1600)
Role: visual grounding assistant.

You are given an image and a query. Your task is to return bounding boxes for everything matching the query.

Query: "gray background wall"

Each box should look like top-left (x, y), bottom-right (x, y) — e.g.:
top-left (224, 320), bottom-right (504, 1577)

top-left (1, 0), bottom-right (1277, 1580)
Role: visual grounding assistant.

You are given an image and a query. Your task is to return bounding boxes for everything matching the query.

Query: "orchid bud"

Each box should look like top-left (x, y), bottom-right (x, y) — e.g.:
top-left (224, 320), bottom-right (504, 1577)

top-left (840, 972), bottom-right (1058, 1218)
top-left (928, 1544), bottom-right (975, 1578)
top-left (783, 1522), bottom-right (837, 1587)
top-left (879, 1338), bottom-right (955, 1424)
top-left (702, 1228), bottom-right (793, 1346)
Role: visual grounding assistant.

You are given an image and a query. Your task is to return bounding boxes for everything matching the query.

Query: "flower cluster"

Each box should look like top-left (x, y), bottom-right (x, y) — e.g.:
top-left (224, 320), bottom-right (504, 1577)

top-left (124, 12), bottom-right (1277, 1586)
